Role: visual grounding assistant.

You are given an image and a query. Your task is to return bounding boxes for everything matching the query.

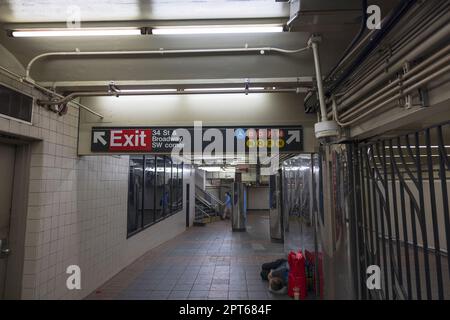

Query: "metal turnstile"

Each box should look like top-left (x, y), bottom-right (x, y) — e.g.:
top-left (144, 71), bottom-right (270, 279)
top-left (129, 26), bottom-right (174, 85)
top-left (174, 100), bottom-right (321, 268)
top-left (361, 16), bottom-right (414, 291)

top-left (231, 173), bottom-right (246, 232)
top-left (269, 170), bottom-right (283, 242)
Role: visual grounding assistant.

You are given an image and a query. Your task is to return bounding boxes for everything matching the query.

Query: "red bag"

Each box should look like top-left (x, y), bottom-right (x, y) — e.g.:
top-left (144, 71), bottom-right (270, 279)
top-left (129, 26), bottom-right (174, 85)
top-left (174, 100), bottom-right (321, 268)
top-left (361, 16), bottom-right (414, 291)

top-left (287, 250), bottom-right (307, 299)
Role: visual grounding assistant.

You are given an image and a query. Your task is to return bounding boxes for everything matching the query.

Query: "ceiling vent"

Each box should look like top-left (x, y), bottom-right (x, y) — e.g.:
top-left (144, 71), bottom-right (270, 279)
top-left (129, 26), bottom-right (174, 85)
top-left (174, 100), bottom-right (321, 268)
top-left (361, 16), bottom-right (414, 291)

top-left (0, 84), bottom-right (33, 123)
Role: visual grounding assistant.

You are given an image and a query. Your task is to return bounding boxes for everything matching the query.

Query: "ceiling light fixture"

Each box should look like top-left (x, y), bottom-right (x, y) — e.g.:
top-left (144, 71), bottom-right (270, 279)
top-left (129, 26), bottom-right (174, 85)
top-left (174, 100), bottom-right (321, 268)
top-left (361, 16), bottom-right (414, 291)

top-left (9, 28), bottom-right (143, 37)
top-left (184, 87), bottom-right (265, 92)
top-left (198, 166), bottom-right (236, 173)
top-left (115, 88), bottom-right (178, 93)
top-left (151, 24), bottom-right (284, 35)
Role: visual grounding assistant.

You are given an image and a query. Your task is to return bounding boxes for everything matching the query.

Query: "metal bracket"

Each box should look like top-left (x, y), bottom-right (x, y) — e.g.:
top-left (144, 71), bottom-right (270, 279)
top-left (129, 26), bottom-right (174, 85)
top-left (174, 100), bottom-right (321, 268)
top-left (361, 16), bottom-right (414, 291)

top-left (109, 81), bottom-right (120, 97)
top-left (401, 62), bottom-right (429, 109)
top-left (418, 87), bottom-right (429, 108)
top-left (402, 62), bottom-right (411, 109)
top-left (244, 79), bottom-right (250, 95)
top-left (307, 34), bottom-right (322, 48)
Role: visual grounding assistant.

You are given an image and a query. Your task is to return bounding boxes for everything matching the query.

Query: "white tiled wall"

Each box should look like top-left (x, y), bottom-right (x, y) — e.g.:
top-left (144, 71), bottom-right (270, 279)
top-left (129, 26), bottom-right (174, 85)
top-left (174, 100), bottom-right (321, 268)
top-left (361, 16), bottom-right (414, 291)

top-left (0, 73), bottom-right (189, 299)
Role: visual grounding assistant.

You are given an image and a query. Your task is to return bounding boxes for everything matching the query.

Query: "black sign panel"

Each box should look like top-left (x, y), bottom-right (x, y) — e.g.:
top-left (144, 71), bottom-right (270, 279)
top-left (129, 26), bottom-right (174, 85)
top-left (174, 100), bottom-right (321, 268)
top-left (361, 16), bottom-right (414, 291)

top-left (91, 126), bottom-right (303, 154)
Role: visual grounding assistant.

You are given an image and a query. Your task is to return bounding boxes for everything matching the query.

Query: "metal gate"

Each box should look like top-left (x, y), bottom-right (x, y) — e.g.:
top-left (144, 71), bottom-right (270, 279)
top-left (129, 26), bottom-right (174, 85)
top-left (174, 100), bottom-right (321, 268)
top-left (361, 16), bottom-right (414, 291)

top-left (350, 121), bottom-right (450, 300)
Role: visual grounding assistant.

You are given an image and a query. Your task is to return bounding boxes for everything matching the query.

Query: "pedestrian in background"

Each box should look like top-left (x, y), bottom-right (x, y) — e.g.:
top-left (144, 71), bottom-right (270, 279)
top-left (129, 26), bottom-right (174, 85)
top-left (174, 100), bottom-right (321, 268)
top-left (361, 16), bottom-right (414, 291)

top-left (222, 191), bottom-right (232, 220)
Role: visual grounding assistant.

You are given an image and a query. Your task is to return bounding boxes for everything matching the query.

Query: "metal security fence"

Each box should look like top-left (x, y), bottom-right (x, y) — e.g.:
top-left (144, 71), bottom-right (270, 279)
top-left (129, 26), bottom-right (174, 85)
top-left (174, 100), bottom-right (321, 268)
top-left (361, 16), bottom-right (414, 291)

top-left (351, 121), bottom-right (450, 300)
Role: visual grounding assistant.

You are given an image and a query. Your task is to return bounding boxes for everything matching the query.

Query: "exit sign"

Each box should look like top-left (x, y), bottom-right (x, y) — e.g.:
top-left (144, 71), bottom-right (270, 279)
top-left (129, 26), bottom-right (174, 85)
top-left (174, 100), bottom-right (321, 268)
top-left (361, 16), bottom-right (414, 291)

top-left (91, 126), bottom-right (303, 154)
top-left (92, 128), bottom-right (152, 152)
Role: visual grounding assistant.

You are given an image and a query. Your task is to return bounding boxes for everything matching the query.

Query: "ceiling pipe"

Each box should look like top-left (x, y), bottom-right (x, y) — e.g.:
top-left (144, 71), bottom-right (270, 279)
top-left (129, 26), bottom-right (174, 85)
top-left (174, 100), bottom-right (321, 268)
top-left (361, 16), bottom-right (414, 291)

top-left (36, 83), bottom-right (302, 107)
top-left (304, 0), bottom-right (418, 113)
top-left (337, 14), bottom-right (449, 111)
top-left (0, 64), bottom-right (104, 118)
top-left (332, 63), bottom-right (450, 127)
top-left (339, 52), bottom-right (450, 120)
top-left (325, 0), bottom-right (418, 96)
top-left (36, 77), bottom-right (314, 92)
top-left (326, 0), bottom-right (368, 81)
top-left (309, 35), bottom-right (339, 140)
top-left (25, 45), bottom-right (311, 79)
top-left (329, 45), bottom-right (450, 116)
top-left (327, 44), bottom-right (450, 119)
top-left (309, 35), bottom-right (327, 123)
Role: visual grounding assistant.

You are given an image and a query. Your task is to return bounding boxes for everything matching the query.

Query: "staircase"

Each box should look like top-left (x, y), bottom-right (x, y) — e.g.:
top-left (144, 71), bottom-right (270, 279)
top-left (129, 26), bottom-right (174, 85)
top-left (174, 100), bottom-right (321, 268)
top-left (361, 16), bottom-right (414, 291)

top-left (194, 186), bottom-right (225, 226)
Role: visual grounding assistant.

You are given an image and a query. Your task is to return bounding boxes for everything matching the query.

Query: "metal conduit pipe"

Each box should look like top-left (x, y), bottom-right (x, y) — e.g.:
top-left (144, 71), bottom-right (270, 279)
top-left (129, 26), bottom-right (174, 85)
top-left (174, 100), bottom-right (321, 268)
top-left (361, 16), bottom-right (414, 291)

top-left (326, 0), bottom-right (368, 81)
top-left (305, 0), bottom-right (444, 113)
top-left (331, 97), bottom-right (347, 127)
top-left (25, 45), bottom-right (311, 79)
top-left (333, 64), bottom-right (450, 127)
top-left (0, 65), bottom-right (22, 79)
top-left (309, 35), bottom-right (340, 140)
top-left (342, 0), bottom-right (446, 91)
top-left (328, 26), bottom-right (381, 89)
top-left (36, 87), bottom-right (300, 107)
top-left (30, 81), bottom-right (105, 118)
top-left (327, 44), bottom-right (450, 118)
top-left (339, 0), bottom-right (441, 81)
top-left (337, 19), bottom-right (449, 108)
top-left (332, 0), bottom-right (448, 106)
top-left (339, 11), bottom-right (448, 103)
top-left (0, 64), bottom-right (104, 118)
top-left (338, 49), bottom-right (450, 119)
top-left (309, 36), bottom-right (327, 122)
top-left (340, 53), bottom-right (450, 120)
top-left (325, 0), bottom-right (418, 96)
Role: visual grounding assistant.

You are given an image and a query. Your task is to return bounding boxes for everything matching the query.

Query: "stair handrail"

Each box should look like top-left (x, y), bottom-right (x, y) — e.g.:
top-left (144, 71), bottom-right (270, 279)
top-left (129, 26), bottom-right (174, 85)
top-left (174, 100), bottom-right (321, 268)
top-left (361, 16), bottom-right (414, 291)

top-left (195, 194), bottom-right (215, 210)
top-left (195, 185), bottom-right (225, 207)
top-left (195, 205), bottom-right (210, 220)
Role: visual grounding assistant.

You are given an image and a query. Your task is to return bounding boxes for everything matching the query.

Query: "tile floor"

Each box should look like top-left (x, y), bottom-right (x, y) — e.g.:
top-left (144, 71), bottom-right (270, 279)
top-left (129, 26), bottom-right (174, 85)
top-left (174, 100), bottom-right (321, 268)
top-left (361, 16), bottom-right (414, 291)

top-left (87, 211), bottom-right (292, 300)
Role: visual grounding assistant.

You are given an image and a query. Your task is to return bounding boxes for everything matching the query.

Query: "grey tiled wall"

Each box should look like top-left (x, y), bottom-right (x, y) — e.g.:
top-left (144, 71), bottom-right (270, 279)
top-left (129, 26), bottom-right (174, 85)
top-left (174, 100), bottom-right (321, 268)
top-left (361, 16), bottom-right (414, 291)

top-left (0, 73), bottom-right (188, 299)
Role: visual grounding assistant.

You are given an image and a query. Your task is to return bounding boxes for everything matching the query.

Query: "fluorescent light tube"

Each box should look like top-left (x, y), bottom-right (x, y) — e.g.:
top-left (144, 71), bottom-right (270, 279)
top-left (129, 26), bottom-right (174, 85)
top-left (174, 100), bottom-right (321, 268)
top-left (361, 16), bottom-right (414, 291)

top-left (10, 28), bottom-right (142, 37)
top-left (184, 87), bottom-right (265, 92)
top-left (152, 25), bottom-right (283, 35)
top-left (198, 166), bottom-right (223, 172)
top-left (198, 166), bottom-right (235, 172)
top-left (118, 88), bottom-right (177, 93)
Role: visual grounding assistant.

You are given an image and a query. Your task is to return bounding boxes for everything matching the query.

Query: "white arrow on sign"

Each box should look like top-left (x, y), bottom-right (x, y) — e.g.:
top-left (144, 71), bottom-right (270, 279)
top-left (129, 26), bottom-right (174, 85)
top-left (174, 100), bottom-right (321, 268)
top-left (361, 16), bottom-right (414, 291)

top-left (286, 130), bottom-right (300, 144)
top-left (93, 131), bottom-right (107, 145)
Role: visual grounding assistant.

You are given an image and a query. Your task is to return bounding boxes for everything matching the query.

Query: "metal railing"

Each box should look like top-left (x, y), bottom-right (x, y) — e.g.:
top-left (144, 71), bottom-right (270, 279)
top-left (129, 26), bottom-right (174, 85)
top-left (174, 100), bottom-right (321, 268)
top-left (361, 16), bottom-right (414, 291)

top-left (195, 185), bottom-right (225, 214)
top-left (194, 205), bottom-right (211, 223)
top-left (351, 121), bottom-right (450, 300)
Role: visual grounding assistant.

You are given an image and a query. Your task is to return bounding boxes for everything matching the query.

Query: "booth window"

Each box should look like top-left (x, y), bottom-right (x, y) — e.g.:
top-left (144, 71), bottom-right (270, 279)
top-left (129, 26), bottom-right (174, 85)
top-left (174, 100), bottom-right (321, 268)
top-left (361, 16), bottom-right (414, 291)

top-left (127, 155), bottom-right (183, 237)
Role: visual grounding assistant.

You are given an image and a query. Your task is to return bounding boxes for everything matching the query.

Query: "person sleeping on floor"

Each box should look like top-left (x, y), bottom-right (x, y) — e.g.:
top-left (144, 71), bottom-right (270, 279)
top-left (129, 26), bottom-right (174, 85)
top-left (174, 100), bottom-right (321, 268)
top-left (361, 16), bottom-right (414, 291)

top-left (260, 258), bottom-right (289, 294)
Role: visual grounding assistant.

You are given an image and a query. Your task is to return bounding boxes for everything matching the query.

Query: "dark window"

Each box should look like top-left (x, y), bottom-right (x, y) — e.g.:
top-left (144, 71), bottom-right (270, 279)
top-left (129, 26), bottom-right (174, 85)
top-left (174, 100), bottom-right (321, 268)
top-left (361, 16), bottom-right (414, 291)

top-left (155, 156), bottom-right (165, 221)
top-left (0, 84), bottom-right (33, 122)
top-left (164, 156), bottom-right (172, 216)
top-left (177, 164), bottom-right (184, 211)
top-left (143, 155), bottom-right (156, 226)
top-left (127, 155), bottom-right (184, 237)
top-left (127, 156), bottom-right (144, 235)
top-left (171, 162), bottom-right (179, 212)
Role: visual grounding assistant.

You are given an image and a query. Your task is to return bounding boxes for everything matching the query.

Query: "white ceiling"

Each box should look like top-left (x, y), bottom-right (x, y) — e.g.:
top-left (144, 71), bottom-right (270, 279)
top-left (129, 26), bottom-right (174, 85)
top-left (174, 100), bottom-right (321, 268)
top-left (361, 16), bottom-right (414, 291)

top-left (0, 0), bottom-right (289, 23)
top-left (0, 0), bottom-right (369, 86)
